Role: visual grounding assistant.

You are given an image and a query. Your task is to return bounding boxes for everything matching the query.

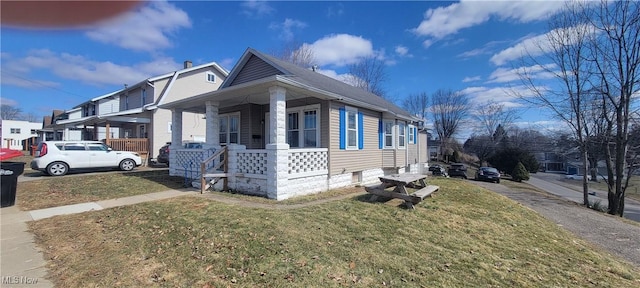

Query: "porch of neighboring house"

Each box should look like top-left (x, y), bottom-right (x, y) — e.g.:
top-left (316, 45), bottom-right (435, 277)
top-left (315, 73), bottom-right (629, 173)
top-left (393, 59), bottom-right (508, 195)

top-left (52, 113), bottom-right (152, 164)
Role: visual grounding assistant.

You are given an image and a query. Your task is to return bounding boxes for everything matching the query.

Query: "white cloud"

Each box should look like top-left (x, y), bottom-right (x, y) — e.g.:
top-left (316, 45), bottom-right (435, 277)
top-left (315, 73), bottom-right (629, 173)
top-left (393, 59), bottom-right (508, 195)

top-left (85, 1), bottom-right (191, 52)
top-left (487, 64), bottom-right (556, 83)
top-left (413, 0), bottom-right (565, 47)
top-left (0, 98), bottom-right (18, 106)
top-left (269, 18), bottom-right (307, 41)
top-left (395, 45), bottom-right (413, 58)
top-left (302, 34), bottom-right (375, 67)
top-left (241, 0), bottom-right (275, 17)
top-left (490, 24), bottom-right (596, 66)
top-left (461, 85), bottom-right (544, 108)
top-left (462, 76), bottom-right (481, 83)
top-left (315, 69), bottom-right (352, 83)
top-left (1, 49), bottom-right (182, 87)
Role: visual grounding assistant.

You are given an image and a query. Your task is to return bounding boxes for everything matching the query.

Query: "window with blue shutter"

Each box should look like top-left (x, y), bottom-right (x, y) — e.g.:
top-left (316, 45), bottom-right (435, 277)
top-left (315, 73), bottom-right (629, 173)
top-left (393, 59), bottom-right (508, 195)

top-left (339, 107), bottom-right (345, 149)
top-left (378, 120), bottom-right (383, 149)
top-left (358, 112), bottom-right (364, 150)
top-left (340, 106), bottom-right (360, 149)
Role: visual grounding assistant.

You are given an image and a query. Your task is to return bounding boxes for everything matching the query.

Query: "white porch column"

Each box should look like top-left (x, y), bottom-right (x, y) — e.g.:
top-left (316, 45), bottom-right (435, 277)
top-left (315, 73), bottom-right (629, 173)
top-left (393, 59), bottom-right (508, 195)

top-left (266, 86), bottom-right (289, 200)
top-left (63, 127), bottom-right (70, 140)
top-left (169, 108), bottom-right (183, 176)
top-left (204, 101), bottom-right (221, 150)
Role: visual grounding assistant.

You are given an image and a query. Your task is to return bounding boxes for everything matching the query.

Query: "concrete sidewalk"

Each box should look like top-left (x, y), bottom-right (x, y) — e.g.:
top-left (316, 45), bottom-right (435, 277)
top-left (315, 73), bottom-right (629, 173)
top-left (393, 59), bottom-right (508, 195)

top-left (0, 189), bottom-right (197, 288)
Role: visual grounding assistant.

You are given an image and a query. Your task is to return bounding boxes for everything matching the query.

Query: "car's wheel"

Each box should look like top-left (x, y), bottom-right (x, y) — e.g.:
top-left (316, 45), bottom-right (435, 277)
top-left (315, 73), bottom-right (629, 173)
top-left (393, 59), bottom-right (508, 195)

top-left (496, 179), bottom-right (500, 184)
top-left (120, 159), bottom-right (136, 171)
top-left (46, 161), bottom-right (68, 176)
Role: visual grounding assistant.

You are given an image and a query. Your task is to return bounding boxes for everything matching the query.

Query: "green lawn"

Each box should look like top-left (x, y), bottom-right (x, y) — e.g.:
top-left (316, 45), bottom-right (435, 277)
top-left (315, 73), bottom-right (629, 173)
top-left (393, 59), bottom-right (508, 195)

top-left (29, 178), bottom-right (639, 287)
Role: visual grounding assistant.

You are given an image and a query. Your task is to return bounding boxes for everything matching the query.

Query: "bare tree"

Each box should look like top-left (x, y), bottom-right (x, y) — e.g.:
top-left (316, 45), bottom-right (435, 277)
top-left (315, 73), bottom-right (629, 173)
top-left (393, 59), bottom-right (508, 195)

top-left (402, 92), bottom-right (429, 121)
top-left (21, 112), bottom-right (40, 122)
top-left (346, 56), bottom-right (387, 98)
top-left (431, 89), bottom-right (470, 160)
top-left (515, 0), bottom-right (595, 205)
top-left (1, 104), bottom-right (22, 120)
top-left (275, 41), bottom-right (316, 68)
top-left (472, 101), bottom-right (518, 136)
top-left (585, 0), bottom-right (640, 216)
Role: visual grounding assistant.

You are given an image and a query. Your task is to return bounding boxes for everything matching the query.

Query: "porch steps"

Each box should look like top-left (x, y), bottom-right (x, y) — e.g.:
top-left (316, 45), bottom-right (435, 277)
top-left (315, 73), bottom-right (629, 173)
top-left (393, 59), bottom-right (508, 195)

top-left (201, 173), bottom-right (245, 178)
top-left (194, 173), bottom-right (248, 191)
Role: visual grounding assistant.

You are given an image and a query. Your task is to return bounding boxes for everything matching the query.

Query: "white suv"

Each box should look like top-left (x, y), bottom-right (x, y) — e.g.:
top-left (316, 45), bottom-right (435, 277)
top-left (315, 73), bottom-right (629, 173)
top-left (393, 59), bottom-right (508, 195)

top-left (31, 141), bottom-right (142, 176)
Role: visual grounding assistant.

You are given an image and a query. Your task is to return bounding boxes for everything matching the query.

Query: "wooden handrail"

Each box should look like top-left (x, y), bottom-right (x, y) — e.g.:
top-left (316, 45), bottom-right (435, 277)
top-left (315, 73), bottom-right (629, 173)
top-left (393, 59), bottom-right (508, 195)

top-left (200, 146), bottom-right (228, 193)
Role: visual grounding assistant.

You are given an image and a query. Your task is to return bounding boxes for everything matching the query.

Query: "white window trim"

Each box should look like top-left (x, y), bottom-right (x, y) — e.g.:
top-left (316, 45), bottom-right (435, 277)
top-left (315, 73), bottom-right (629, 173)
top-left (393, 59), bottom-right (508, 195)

top-left (219, 112), bottom-right (240, 145)
top-left (287, 104), bottom-right (321, 148)
top-left (206, 71), bottom-right (216, 83)
top-left (345, 106), bottom-right (359, 150)
top-left (398, 122), bottom-right (406, 149)
top-left (383, 120), bottom-right (395, 149)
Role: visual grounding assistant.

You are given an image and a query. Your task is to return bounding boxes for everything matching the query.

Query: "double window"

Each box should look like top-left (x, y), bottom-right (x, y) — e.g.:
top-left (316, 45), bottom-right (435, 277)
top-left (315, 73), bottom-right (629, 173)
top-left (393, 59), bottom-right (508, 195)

top-left (286, 105), bottom-right (319, 148)
top-left (10, 128), bottom-right (20, 134)
top-left (206, 71), bottom-right (216, 83)
top-left (219, 113), bottom-right (240, 144)
top-left (380, 121), bottom-right (415, 149)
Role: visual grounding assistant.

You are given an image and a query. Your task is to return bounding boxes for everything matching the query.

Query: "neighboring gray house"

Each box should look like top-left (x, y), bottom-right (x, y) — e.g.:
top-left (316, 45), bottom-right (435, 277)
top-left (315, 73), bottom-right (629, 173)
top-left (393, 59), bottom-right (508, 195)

top-left (160, 48), bottom-right (429, 200)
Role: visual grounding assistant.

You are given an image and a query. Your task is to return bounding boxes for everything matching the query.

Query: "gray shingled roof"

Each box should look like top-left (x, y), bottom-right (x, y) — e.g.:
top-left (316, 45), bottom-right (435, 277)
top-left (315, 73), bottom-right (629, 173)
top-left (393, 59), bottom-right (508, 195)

top-left (249, 48), bottom-right (417, 121)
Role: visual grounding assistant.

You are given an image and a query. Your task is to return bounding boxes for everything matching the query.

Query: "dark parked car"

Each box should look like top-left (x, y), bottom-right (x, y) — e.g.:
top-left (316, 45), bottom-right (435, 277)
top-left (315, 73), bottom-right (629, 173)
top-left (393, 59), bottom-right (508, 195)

top-left (431, 166), bottom-right (448, 177)
top-left (475, 167), bottom-right (501, 183)
top-left (156, 141), bottom-right (204, 166)
top-left (156, 142), bottom-right (171, 165)
top-left (447, 163), bottom-right (468, 179)
top-left (428, 164), bottom-right (443, 172)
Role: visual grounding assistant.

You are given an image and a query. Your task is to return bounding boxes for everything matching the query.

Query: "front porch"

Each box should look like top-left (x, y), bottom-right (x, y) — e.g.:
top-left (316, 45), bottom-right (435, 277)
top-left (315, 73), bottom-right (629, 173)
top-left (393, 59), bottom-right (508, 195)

top-left (172, 144), bottom-right (426, 200)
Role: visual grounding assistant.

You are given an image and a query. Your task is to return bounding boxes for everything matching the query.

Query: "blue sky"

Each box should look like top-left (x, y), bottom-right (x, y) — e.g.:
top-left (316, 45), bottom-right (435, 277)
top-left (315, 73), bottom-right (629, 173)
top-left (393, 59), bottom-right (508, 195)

top-left (0, 0), bottom-right (569, 139)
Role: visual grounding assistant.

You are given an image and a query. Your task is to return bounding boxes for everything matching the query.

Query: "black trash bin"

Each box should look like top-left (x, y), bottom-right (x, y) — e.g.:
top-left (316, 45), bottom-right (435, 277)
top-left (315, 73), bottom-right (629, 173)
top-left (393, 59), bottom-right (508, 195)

top-left (1, 162), bottom-right (25, 208)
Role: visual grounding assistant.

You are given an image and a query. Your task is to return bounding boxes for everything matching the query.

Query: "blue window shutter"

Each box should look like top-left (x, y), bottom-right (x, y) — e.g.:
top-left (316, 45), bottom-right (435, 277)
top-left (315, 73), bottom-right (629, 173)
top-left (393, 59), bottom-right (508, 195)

top-left (358, 112), bottom-right (364, 149)
top-left (339, 107), bottom-right (345, 149)
top-left (413, 127), bottom-right (418, 144)
top-left (378, 120), bottom-right (383, 149)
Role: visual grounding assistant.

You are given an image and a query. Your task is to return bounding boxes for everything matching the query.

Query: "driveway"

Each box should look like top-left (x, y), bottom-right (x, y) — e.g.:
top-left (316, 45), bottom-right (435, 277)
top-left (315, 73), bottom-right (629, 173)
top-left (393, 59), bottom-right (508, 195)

top-left (472, 179), bottom-right (640, 267)
top-left (529, 173), bottom-right (640, 222)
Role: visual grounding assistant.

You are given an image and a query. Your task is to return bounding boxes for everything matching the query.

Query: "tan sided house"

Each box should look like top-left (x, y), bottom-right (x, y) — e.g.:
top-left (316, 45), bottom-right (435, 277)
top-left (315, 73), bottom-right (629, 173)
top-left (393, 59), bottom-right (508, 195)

top-left (160, 48), bottom-right (428, 200)
top-left (49, 61), bottom-right (229, 162)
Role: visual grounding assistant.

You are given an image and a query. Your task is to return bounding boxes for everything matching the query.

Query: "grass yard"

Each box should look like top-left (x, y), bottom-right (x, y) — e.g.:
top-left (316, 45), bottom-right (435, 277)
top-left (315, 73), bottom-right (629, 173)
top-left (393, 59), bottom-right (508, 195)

top-left (17, 170), bottom-right (185, 211)
top-left (29, 178), bottom-right (639, 287)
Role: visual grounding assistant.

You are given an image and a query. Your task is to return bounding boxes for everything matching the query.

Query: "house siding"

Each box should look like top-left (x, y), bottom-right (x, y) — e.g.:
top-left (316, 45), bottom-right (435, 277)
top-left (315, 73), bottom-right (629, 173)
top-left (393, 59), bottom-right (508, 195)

top-left (161, 68), bottom-right (224, 104)
top-left (328, 101), bottom-right (383, 175)
top-left (230, 55), bottom-right (281, 86)
top-left (419, 132), bottom-right (428, 163)
top-left (382, 150), bottom-right (395, 167)
top-left (98, 96), bottom-right (120, 115)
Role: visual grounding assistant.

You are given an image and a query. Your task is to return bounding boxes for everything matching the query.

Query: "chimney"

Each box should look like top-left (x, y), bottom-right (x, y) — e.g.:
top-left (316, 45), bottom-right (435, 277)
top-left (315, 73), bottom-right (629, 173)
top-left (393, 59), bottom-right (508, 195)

top-left (184, 60), bottom-right (192, 69)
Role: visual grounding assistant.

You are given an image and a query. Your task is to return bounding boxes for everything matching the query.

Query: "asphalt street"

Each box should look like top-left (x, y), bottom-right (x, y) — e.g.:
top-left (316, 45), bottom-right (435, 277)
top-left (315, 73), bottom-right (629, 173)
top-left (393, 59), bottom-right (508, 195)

top-left (529, 173), bottom-right (640, 222)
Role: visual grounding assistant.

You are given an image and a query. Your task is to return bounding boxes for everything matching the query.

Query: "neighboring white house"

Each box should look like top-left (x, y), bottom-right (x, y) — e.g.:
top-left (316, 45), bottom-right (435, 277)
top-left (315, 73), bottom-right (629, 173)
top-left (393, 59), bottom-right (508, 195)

top-left (47, 60), bottom-right (229, 162)
top-left (1, 119), bottom-right (42, 150)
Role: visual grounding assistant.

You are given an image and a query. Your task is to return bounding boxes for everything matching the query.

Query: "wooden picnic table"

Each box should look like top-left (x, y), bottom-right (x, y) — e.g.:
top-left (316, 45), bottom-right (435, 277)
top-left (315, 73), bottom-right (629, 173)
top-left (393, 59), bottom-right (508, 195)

top-left (365, 173), bottom-right (439, 209)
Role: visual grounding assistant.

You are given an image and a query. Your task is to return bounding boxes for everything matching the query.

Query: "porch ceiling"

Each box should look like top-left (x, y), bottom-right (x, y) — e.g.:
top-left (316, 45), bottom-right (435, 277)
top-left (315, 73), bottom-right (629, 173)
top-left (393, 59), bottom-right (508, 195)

top-left (159, 76), bottom-right (338, 114)
top-left (52, 113), bottom-right (151, 128)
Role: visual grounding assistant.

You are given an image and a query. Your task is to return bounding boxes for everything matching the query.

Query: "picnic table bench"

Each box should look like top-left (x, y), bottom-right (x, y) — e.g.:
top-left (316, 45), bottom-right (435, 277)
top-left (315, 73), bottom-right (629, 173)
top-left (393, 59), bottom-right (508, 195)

top-left (365, 173), bottom-right (439, 209)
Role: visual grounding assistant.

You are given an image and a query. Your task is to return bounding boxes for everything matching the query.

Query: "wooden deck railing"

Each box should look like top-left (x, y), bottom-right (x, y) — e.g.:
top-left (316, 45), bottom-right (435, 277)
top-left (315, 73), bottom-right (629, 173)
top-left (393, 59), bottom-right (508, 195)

top-left (104, 138), bottom-right (149, 155)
